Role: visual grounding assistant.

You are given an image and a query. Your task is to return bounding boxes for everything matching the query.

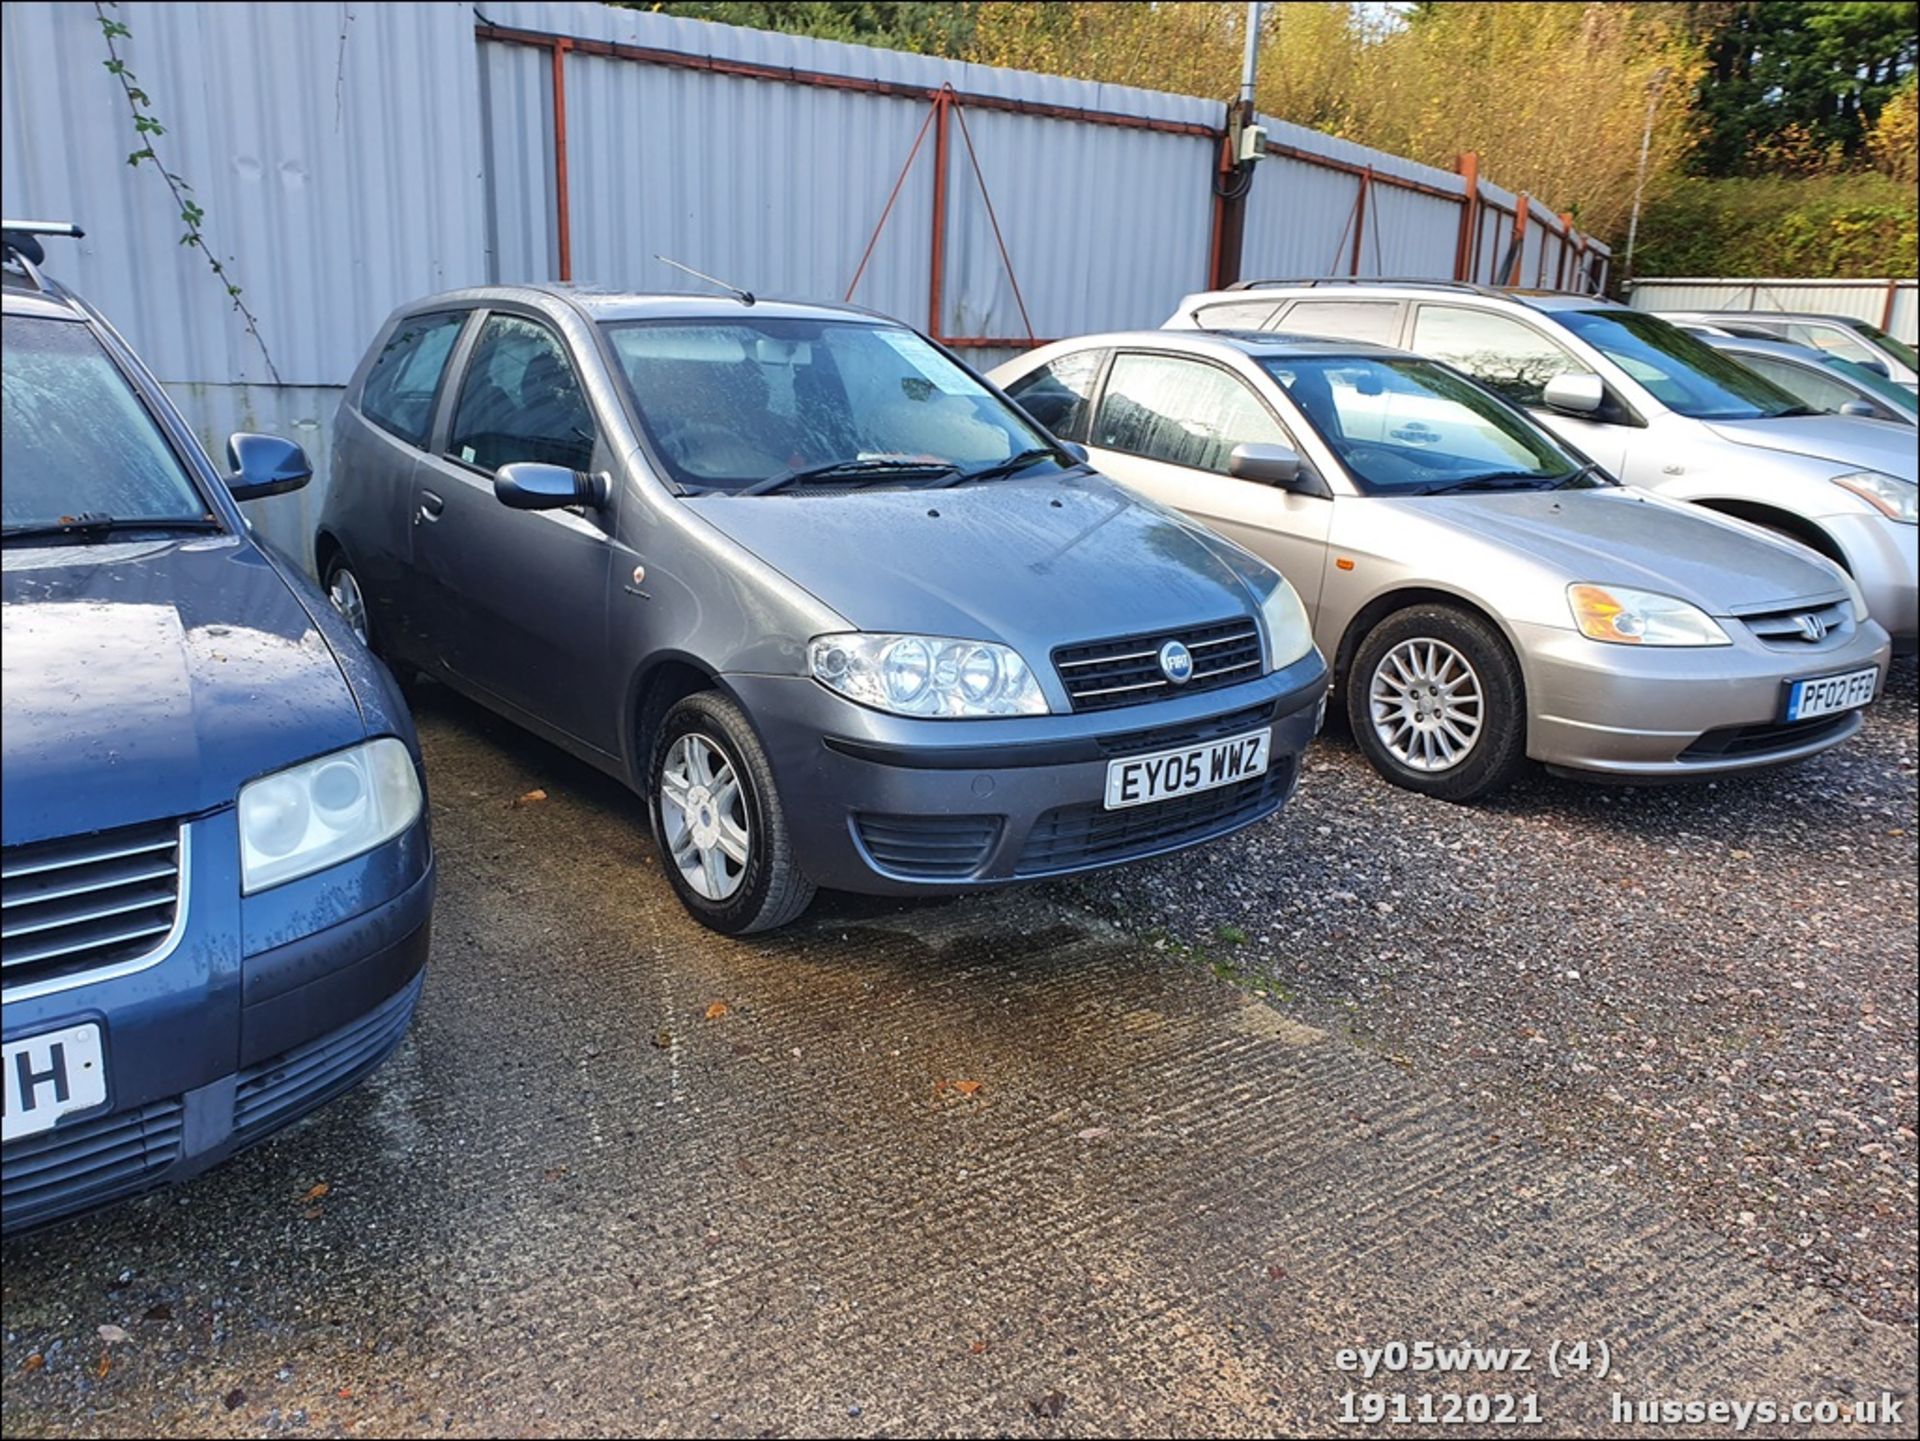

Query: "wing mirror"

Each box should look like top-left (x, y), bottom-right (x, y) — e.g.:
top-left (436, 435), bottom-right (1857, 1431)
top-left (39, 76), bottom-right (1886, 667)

top-left (494, 463), bottom-right (610, 511)
top-left (1229, 442), bottom-right (1326, 496)
top-left (1543, 372), bottom-right (1606, 416)
top-left (226, 433), bottom-right (312, 501)
top-left (1838, 400), bottom-right (1879, 418)
top-left (1057, 440), bottom-right (1089, 464)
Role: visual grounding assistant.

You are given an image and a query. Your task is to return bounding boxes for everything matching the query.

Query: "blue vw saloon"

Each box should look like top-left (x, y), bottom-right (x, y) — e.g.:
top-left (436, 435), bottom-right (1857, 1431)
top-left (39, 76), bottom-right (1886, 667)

top-left (1, 226), bottom-right (434, 1232)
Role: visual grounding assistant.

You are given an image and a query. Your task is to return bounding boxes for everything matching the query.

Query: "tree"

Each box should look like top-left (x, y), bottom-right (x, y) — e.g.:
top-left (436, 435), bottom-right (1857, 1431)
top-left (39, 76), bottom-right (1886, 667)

top-left (632, 2), bottom-right (979, 54)
top-left (1687, 1), bottom-right (1919, 175)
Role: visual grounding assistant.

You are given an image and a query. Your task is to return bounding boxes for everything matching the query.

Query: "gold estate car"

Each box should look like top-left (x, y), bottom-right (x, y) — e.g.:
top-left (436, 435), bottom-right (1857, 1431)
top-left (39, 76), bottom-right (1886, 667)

top-left (992, 330), bottom-right (1890, 800)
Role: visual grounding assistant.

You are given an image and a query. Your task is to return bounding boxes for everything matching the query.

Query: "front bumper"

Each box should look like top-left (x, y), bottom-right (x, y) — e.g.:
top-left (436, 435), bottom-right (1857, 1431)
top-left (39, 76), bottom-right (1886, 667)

top-left (1519, 616), bottom-right (1892, 779)
top-left (2, 816), bottom-right (433, 1235)
top-left (726, 650), bottom-right (1328, 896)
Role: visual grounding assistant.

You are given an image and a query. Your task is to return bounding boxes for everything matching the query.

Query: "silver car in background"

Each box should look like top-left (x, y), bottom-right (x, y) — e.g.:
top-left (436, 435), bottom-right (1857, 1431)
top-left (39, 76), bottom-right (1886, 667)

top-left (1164, 282), bottom-right (1918, 648)
top-left (1655, 310), bottom-right (1918, 393)
top-left (1688, 333), bottom-right (1916, 427)
top-left (992, 330), bottom-right (1892, 801)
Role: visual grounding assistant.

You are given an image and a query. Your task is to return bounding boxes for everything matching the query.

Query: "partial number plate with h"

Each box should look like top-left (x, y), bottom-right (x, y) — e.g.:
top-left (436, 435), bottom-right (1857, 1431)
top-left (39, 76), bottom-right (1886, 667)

top-left (2, 1024), bottom-right (108, 1142)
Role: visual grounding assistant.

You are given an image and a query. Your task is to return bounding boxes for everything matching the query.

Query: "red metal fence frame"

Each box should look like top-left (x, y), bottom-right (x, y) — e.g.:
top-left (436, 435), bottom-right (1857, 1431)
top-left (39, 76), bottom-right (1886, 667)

top-left (475, 20), bottom-right (1607, 346)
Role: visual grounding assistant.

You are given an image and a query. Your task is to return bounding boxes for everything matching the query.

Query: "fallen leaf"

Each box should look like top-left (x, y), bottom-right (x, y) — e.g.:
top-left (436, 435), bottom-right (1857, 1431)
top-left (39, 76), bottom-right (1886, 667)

top-left (652, 1029), bottom-right (673, 1050)
top-left (338, 1388), bottom-right (354, 1400)
top-left (95, 1353), bottom-right (112, 1379)
top-left (302, 1206), bottom-right (325, 1220)
top-left (1027, 1389), bottom-right (1067, 1419)
top-left (704, 1000), bottom-right (729, 1020)
top-left (951, 1079), bottom-right (983, 1097)
top-left (143, 1304), bottom-right (173, 1323)
top-left (302, 1182), bottom-right (330, 1203)
top-left (543, 1165), bottom-right (568, 1183)
top-left (1075, 1126), bottom-right (1110, 1141)
top-left (1266, 1264), bottom-right (1288, 1282)
top-left (511, 788), bottom-right (548, 808)
top-left (224, 1387), bottom-right (247, 1411)
top-left (23, 1353), bottom-right (45, 1373)
top-left (97, 1324), bottom-right (131, 1345)
top-left (969, 1340), bottom-right (989, 1355)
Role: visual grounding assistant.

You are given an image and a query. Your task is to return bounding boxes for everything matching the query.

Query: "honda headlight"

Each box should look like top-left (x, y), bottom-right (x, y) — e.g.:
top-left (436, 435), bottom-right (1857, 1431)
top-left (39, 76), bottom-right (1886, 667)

top-left (1567, 584), bottom-right (1731, 647)
top-left (238, 737), bottom-right (424, 893)
top-left (1259, 578), bottom-right (1314, 670)
top-left (1831, 470), bottom-right (1917, 523)
top-left (809, 634), bottom-right (1048, 718)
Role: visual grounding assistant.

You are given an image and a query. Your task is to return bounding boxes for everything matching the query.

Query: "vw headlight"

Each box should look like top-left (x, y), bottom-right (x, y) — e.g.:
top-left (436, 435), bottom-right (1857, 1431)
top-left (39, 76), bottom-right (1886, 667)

top-left (1259, 578), bottom-right (1314, 670)
top-left (1567, 584), bottom-right (1731, 647)
top-left (238, 737), bottom-right (423, 893)
top-left (1831, 470), bottom-right (1917, 523)
top-left (809, 634), bottom-right (1048, 718)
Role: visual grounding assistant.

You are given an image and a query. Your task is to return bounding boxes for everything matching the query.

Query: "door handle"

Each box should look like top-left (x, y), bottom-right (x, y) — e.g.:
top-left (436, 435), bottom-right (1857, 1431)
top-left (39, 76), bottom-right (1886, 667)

top-left (418, 490), bottom-right (444, 522)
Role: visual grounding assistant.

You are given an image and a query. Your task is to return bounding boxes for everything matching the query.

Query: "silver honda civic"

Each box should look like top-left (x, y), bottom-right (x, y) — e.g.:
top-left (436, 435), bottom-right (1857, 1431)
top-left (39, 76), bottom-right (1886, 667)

top-left (991, 330), bottom-right (1892, 801)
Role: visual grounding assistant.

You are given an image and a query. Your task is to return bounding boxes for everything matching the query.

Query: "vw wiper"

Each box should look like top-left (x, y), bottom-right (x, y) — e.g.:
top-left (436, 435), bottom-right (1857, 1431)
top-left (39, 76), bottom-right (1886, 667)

top-left (739, 457), bottom-right (960, 496)
top-left (938, 446), bottom-right (1076, 487)
top-left (1422, 473), bottom-right (1554, 496)
top-left (0, 514), bottom-right (221, 543)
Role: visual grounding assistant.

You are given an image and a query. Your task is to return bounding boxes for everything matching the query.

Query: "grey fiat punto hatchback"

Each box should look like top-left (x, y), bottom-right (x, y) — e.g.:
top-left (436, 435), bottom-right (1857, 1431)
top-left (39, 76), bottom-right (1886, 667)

top-left (318, 288), bottom-right (1326, 933)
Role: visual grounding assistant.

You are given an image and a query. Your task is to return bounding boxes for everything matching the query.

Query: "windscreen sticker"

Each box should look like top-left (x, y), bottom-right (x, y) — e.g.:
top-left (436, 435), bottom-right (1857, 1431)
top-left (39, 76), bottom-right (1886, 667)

top-left (875, 329), bottom-right (973, 395)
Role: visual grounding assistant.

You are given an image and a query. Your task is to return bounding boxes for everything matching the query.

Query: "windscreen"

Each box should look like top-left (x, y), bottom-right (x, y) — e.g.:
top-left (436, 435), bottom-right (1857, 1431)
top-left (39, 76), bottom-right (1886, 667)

top-left (3, 315), bottom-right (209, 531)
top-left (601, 317), bottom-right (1053, 492)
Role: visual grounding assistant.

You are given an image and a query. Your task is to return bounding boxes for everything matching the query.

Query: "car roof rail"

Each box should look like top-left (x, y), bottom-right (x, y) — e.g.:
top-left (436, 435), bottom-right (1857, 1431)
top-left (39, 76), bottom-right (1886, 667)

top-left (1221, 276), bottom-right (1503, 296)
top-left (2, 220), bottom-right (84, 291)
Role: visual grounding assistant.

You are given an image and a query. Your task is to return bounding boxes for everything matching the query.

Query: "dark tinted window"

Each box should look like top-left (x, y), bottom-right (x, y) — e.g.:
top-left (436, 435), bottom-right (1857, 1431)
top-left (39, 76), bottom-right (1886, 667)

top-left (1277, 299), bottom-right (1400, 346)
top-left (449, 315), bottom-right (595, 473)
top-left (1095, 353), bottom-right (1290, 473)
top-left (1411, 304), bottom-right (1585, 407)
top-left (2, 315), bottom-right (208, 529)
top-left (1003, 349), bottom-right (1105, 442)
top-left (360, 311), bottom-right (465, 446)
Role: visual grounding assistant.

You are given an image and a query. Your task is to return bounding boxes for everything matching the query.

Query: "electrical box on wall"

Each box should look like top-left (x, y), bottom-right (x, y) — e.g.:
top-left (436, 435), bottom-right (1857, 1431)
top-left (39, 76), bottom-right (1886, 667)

top-left (1236, 123), bottom-right (1267, 164)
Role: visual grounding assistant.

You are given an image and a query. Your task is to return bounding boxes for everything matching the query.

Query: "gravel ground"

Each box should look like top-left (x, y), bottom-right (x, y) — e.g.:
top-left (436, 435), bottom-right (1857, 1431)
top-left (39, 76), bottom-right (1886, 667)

top-left (1059, 655), bottom-right (1920, 1330)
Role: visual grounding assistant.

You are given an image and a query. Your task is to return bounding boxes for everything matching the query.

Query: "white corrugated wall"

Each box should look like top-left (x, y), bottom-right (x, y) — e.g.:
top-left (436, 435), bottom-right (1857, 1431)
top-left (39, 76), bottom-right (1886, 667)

top-left (1627, 279), bottom-right (1918, 343)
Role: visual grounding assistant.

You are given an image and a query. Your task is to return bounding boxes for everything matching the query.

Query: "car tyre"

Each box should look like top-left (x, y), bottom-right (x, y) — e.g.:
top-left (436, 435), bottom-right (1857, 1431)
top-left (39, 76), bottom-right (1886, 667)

top-left (1347, 604), bottom-right (1527, 802)
top-left (649, 691), bottom-right (815, 934)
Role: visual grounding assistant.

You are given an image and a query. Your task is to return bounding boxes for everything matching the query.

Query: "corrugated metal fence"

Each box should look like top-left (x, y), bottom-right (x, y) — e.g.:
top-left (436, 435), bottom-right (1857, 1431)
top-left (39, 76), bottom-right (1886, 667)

top-left (1, 0), bottom-right (1609, 568)
top-left (1626, 278), bottom-right (1918, 344)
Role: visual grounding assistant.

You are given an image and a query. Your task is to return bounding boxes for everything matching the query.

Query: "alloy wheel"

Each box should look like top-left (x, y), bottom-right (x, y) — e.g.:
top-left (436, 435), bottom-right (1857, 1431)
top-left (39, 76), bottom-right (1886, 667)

top-left (1367, 638), bottom-right (1485, 773)
top-left (327, 567), bottom-right (370, 646)
top-left (659, 734), bottom-right (751, 901)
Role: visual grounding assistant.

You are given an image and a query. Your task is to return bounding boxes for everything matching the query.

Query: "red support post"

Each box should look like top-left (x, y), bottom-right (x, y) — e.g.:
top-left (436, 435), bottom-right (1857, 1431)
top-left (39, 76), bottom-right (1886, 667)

top-left (1507, 195), bottom-right (1529, 287)
top-left (551, 39), bottom-right (573, 283)
top-left (1453, 152), bottom-right (1479, 282)
top-left (1882, 278), bottom-right (1899, 330)
top-left (928, 90), bottom-right (951, 340)
top-left (1349, 168), bottom-right (1371, 276)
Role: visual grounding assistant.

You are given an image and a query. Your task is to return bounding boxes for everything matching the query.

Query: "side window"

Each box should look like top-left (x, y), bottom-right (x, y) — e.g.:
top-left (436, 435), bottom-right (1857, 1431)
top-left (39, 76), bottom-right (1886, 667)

top-left (359, 311), bottom-right (465, 447)
top-left (1738, 355), bottom-right (1867, 414)
top-left (1275, 300), bottom-right (1400, 346)
top-left (1193, 301), bottom-right (1282, 330)
top-left (1782, 322), bottom-right (1881, 368)
top-left (448, 314), bottom-right (595, 473)
top-left (1411, 305), bottom-right (1584, 407)
top-left (1095, 353), bottom-right (1291, 474)
top-left (1002, 349), bottom-right (1105, 442)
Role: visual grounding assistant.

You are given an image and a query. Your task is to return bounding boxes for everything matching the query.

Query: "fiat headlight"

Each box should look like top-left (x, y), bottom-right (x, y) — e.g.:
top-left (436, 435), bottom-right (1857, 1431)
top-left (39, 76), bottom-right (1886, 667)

top-left (1259, 579), bottom-right (1314, 670)
top-left (809, 634), bottom-right (1048, 718)
top-left (1567, 584), bottom-right (1731, 647)
top-left (1831, 470), bottom-right (1917, 524)
top-left (238, 737), bottom-right (423, 893)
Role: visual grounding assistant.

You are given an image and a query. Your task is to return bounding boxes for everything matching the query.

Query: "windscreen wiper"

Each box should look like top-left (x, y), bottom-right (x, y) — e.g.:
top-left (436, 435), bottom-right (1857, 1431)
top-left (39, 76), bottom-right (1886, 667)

top-left (738, 457), bottom-right (960, 496)
top-left (1422, 473), bottom-right (1554, 496)
top-left (934, 446), bottom-right (1079, 488)
top-left (0, 514), bottom-right (222, 543)
top-left (1549, 461), bottom-right (1613, 490)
